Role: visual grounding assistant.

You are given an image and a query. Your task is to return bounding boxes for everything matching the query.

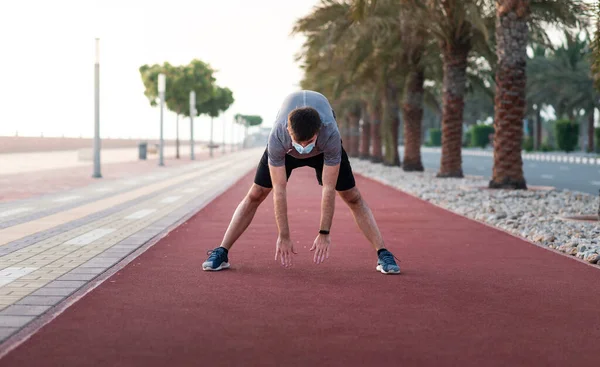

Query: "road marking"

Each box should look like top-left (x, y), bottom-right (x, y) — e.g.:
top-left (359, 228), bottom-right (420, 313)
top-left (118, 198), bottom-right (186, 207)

top-left (582, 158), bottom-right (588, 164)
top-left (125, 209), bottom-right (157, 219)
top-left (53, 196), bottom-right (81, 203)
top-left (123, 180), bottom-right (139, 186)
top-left (182, 188), bottom-right (198, 193)
top-left (64, 228), bottom-right (116, 245)
top-left (161, 196), bottom-right (182, 204)
top-left (575, 157), bottom-right (581, 164)
top-left (0, 208), bottom-right (32, 218)
top-left (559, 166), bottom-right (569, 171)
top-left (591, 181), bottom-right (600, 186)
top-left (541, 174), bottom-right (554, 179)
top-left (95, 188), bottom-right (114, 192)
top-left (0, 267), bottom-right (38, 287)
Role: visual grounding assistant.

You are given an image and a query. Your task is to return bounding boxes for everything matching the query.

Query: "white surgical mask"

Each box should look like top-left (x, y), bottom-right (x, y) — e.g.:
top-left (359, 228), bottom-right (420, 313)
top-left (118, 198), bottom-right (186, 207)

top-left (292, 141), bottom-right (315, 154)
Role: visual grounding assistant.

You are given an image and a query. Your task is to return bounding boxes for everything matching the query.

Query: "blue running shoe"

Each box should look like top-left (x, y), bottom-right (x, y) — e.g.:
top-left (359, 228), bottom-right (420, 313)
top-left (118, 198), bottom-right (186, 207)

top-left (202, 247), bottom-right (230, 271)
top-left (376, 249), bottom-right (401, 274)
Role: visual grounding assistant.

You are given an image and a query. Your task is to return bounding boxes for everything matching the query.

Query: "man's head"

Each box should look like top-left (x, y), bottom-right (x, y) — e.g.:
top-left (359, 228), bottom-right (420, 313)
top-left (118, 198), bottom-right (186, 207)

top-left (286, 107), bottom-right (322, 145)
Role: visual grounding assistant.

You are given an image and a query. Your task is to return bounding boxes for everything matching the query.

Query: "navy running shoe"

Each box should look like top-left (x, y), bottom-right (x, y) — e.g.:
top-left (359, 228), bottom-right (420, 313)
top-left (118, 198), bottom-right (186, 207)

top-left (376, 249), bottom-right (400, 274)
top-left (202, 247), bottom-right (230, 271)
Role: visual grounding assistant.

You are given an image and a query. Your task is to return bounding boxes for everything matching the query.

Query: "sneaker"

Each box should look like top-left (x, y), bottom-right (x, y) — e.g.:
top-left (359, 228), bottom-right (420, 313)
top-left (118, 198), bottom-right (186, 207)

top-left (376, 249), bottom-right (400, 274)
top-left (202, 247), bottom-right (230, 271)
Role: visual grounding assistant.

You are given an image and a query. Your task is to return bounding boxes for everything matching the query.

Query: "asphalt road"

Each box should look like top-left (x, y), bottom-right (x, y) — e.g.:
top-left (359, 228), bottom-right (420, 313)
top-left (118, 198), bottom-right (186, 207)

top-left (420, 150), bottom-right (600, 195)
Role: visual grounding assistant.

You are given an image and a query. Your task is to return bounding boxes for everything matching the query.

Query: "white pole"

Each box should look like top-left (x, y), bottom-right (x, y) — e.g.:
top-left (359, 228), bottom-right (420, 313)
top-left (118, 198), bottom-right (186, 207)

top-left (92, 38), bottom-right (102, 178)
top-left (158, 73), bottom-right (166, 166)
top-left (190, 91), bottom-right (196, 160)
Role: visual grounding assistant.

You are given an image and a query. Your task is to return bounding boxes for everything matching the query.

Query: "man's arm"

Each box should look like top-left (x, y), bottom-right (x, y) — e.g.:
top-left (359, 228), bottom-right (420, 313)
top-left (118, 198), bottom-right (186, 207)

top-left (269, 164), bottom-right (290, 238)
top-left (270, 164), bottom-right (296, 267)
top-left (319, 164), bottom-right (340, 232)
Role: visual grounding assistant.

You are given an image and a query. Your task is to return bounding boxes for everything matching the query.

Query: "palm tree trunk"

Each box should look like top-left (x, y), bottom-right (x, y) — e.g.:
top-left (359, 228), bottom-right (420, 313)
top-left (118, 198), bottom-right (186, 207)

top-left (437, 45), bottom-right (469, 178)
top-left (359, 103), bottom-right (371, 159)
top-left (370, 99), bottom-right (383, 163)
top-left (348, 106), bottom-right (361, 157)
top-left (382, 82), bottom-right (401, 166)
top-left (403, 69), bottom-right (425, 171)
top-left (340, 112), bottom-right (351, 149)
top-left (489, 0), bottom-right (528, 189)
top-left (588, 109), bottom-right (595, 153)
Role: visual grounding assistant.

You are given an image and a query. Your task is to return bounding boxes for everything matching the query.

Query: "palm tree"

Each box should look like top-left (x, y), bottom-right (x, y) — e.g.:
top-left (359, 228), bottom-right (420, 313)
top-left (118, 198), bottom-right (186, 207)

top-left (402, 0), bottom-right (495, 177)
top-left (490, 1), bottom-right (588, 189)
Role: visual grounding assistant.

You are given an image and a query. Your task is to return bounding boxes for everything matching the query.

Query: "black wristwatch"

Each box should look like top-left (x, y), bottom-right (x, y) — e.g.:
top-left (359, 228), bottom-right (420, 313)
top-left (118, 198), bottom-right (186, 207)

top-left (319, 229), bottom-right (330, 235)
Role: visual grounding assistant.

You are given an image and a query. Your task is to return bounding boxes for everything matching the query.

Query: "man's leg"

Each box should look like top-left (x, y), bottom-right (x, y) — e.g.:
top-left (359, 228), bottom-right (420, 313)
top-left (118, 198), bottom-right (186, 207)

top-left (220, 184), bottom-right (271, 250)
top-left (337, 187), bottom-right (385, 251)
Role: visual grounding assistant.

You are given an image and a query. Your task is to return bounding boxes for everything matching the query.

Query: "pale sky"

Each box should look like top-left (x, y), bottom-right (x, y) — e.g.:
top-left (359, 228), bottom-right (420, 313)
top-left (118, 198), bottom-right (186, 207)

top-left (0, 0), bottom-right (318, 141)
top-left (0, 1), bottom-right (594, 141)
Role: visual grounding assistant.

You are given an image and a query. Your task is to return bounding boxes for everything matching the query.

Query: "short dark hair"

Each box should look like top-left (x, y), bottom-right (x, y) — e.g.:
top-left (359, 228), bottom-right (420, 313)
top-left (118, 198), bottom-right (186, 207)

top-left (288, 107), bottom-right (322, 142)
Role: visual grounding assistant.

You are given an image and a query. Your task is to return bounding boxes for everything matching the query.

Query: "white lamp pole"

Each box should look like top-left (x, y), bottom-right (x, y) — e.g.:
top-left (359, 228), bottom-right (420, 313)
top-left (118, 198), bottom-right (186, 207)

top-left (158, 73), bottom-right (166, 166)
top-left (222, 113), bottom-right (226, 154)
top-left (189, 90), bottom-right (196, 160)
top-left (92, 38), bottom-right (102, 178)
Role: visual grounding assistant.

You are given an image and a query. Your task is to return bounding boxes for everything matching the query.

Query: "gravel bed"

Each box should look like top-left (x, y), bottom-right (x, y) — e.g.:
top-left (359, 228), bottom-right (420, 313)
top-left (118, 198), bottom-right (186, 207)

top-left (351, 158), bottom-right (600, 267)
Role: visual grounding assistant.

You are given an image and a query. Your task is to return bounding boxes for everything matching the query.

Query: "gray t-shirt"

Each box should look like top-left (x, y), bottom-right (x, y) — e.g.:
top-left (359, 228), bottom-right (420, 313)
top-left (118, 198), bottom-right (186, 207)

top-left (268, 90), bottom-right (341, 167)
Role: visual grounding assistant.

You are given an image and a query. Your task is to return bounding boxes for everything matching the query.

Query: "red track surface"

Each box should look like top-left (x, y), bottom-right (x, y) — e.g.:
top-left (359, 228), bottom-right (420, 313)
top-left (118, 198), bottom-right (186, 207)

top-left (2, 168), bottom-right (600, 366)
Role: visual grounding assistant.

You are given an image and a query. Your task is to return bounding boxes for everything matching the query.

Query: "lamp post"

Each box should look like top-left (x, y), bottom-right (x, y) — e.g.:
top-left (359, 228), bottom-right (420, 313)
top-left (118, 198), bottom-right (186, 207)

top-left (190, 90), bottom-right (196, 160)
top-left (222, 113), bottom-right (226, 155)
top-left (92, 38), bottom-right (102, 178)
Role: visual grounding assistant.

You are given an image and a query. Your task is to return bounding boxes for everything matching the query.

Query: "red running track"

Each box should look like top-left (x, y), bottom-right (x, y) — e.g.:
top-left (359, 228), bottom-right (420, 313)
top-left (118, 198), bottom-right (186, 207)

top-left (1, 168), bottom-right (600, 366)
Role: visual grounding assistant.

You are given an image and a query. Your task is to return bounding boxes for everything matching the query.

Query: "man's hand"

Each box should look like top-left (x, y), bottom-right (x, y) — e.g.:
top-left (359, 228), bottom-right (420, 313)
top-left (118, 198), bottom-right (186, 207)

top-left (310, 233), bottom-right (331, 264)
top-left (275, 235), bottom-right (297, 268)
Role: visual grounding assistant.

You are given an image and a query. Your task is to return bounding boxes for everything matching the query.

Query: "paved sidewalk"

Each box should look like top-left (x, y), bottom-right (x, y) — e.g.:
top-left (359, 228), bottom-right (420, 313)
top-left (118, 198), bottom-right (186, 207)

top-left (0, 166), bottom-right (599, 366)
top-left (0, 148), bottom-right (263, 345)
top-left (0, 147), bottom-right (236, 202)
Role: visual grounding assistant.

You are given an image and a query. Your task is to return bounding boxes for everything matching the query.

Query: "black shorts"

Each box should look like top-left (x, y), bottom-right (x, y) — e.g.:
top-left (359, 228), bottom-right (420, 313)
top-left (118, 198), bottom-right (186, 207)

top-left (254, 147), bottom-right (356, 191)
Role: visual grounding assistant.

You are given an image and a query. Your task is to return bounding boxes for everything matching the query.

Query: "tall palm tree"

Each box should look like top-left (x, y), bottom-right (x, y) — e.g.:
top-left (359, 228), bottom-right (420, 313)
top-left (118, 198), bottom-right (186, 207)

top-left (490, 1), bottom-right (588, 189)
top-left (403, 0), bottom-right (495, 178)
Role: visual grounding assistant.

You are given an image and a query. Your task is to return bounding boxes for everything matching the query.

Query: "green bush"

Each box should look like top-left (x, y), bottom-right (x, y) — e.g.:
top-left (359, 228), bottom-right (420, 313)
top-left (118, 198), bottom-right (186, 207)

top-left (540, 140), bottom-right (554, 152)
top-left (428, 128), bottom-right (442, 147)
top-left (522, 136), bottom-right (534, 152)
top-left (554, 119), bottom-right (579, 153)
top-left (470, 124), bottom-right (495, 148)
top-left (463, 129), bottom-right (473, 147)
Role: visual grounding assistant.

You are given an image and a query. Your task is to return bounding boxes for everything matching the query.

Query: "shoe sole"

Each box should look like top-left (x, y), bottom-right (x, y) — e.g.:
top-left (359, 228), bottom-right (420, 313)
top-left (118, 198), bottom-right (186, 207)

top-left (202, 262), bottom-right (231, 271)
top-left (376, 265), bottom-right (400, 274)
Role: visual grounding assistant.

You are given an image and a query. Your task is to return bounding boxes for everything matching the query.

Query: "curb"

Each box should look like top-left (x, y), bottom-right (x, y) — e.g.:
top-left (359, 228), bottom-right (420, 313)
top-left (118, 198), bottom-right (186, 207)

top-left (420, 147), bottom-right (600, 166)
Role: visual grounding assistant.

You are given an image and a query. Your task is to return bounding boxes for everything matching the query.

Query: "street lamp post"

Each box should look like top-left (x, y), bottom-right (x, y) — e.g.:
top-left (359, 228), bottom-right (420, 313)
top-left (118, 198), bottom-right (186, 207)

top-left (158, 73), bottom-right (166, 166)
top-left (190, 90), bottom-right (196, 160)
top-left (222, 114), bottom-right (226, 155)
top-left (92, 38), bottom-right (102, 178)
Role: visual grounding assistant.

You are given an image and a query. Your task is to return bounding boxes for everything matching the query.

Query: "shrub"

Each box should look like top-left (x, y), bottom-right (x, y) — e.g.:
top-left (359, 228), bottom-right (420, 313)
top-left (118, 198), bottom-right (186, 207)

top-left (554, 119), bottom-right (579, 153)
top-left (522, 136), bottom-right (534, 152)
top-left (470, 124), bottom-right (495, 148)
top-left (428, 128), bottom-right (442, 147)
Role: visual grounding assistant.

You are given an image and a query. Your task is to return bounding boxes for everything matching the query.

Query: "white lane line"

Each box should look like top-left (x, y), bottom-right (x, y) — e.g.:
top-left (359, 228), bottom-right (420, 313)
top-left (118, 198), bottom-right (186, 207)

top-left (559, 166), bottom-right (569, 171)
top-left (53, 196), bottom-right (81, 203)
top-left (65, 228), bottom-right (116, 245)
top-left (591, 181), bottom-right (600, 186)
top-left (541, 174), bottom-right (554, 179)
top-left (125, 209), bottom-right (157, 219)
top-left (0, 207), bottom-right (32, 218)
top-left (182, 188), bottom-right (198, 193)
top-left (123, 180), bottom-right (139, 186)
top-left (0, 267), bottom-right (38, 287)
top-left (161, 196), bottom-right (182, 204)
top-left (95, 188), bottom-right (114, 192)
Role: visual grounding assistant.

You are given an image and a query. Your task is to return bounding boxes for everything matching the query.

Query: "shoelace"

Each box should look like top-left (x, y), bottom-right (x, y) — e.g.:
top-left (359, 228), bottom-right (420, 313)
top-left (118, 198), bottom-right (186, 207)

top-left (380, 251), bottom-right (401, 264)
top-left (206, 248), bottom-right (223, 257)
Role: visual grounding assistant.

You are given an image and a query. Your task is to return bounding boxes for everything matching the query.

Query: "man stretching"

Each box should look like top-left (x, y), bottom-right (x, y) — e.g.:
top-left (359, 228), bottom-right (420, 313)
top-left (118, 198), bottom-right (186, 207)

top-left (202, 90), bottom-right (400, 274)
